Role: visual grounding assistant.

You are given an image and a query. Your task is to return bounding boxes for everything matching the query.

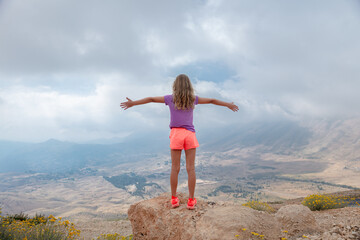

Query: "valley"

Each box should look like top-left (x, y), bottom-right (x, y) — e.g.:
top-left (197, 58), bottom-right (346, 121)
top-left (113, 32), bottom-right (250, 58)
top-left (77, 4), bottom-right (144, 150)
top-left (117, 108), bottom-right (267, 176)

top-left (1, 118), bottom-right (359, 227)
top-left (0, 148), bottom-right (358, 219)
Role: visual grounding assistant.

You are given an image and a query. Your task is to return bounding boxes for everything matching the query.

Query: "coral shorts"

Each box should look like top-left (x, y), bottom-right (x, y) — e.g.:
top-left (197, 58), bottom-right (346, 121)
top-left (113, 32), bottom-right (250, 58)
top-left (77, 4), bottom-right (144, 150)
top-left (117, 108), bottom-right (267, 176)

top-left (169, 128), bottom-right (199, 150)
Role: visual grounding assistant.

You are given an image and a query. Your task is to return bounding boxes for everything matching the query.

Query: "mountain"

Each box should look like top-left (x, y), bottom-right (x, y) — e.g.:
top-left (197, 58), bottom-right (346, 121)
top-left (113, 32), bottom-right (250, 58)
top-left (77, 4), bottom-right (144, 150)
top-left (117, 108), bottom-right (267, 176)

top-left (0, 119), bottom-right (309, 173)
top-left (0, 139), bottom-right (142, 173)
top-left (1, 118), bottom-right (359, 177)
top-left (199, 120), bottom-right (312, 153)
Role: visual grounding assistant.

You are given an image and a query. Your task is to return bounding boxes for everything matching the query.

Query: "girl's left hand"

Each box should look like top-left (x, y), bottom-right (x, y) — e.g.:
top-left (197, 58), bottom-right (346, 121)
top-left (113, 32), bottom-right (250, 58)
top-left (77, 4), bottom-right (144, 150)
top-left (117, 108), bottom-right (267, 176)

top-left (120, 97), bottom-right (134, 110)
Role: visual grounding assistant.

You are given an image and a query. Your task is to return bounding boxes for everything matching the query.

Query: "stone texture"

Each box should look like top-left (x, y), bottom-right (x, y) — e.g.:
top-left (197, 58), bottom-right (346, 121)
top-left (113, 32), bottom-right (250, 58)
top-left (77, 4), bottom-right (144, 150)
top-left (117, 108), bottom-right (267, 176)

top-left (195, 204), bottom-right (280, 240)
top-left (275, 204), bottom-right (322, 238)
top-left (128, 192), bottom-right (281, 240)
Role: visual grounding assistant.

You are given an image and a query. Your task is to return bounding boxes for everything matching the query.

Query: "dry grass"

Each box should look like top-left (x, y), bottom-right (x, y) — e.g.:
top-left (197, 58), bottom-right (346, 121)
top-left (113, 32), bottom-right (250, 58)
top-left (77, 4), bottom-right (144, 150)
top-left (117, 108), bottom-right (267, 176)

top-left (242, 200), bottom-right (276, 213)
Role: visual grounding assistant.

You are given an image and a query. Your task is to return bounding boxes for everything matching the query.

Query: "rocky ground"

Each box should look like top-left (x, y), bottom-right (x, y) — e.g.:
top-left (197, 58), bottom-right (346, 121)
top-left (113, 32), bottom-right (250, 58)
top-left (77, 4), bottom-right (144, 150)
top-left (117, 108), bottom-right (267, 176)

top-left (269, 189), bottom-right (360, 239)
top-left (71, 217), bottom-right (133, 240)
top-left (311, 208), bottom-right (360, 240)
top-left (127, 191), bottom-right (360, 240)
top-left (71, 190), bottom-right (360, 240)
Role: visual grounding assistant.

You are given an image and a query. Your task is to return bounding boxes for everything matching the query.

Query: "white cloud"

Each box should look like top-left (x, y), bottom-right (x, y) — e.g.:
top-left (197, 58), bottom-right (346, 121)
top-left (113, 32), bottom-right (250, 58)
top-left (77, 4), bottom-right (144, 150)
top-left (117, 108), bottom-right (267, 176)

top-left (0, 74), bottom-right (172, 142)
top-left (200, 17), bottom-right (237, 52)
top-left (1, 0), bottom-right (360, 142)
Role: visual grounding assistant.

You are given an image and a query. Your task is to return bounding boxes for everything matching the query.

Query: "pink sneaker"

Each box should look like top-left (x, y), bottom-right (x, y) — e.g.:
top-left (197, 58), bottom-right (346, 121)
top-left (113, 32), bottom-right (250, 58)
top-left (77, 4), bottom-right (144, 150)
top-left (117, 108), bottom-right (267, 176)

top-left (171, 196), bottom-right (179, 208)
top-left (187, 198), bottom-right (197, 210)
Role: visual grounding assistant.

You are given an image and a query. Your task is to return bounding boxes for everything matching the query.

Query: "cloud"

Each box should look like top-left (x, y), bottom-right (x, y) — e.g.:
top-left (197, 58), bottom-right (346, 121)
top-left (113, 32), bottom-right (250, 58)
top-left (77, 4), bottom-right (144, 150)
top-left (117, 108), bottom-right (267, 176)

top-left (0, 0), bottom-right (201, 76)
top-left (0, 74), bottom-right (171, 142)
top-left (0, 0), bottom-right (360, 142)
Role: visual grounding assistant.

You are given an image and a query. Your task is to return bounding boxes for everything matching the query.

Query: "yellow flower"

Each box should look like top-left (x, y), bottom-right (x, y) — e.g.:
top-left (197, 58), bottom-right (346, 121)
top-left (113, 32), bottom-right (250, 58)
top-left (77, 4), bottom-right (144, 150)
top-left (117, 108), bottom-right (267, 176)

top-left (302, 235), bottom-right (308, 238)
top-left (242, 228), bottom-right (247, 231)
top-left (235, 235), bottom-right (240, 238)
top-left (282, 230), bottom-right (288, 233)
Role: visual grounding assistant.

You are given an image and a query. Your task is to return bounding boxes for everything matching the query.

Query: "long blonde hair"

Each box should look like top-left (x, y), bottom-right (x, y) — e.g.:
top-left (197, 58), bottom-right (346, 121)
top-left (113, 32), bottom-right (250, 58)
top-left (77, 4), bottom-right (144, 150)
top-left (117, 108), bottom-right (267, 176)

top-left (172, 74), bottom-right (195, 110)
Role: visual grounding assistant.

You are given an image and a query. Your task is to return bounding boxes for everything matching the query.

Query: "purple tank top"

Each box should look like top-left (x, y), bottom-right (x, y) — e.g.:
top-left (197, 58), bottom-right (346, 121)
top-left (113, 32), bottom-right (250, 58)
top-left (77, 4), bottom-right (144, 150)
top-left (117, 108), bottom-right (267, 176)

top-left (164, 95), bottom-right (199, 132)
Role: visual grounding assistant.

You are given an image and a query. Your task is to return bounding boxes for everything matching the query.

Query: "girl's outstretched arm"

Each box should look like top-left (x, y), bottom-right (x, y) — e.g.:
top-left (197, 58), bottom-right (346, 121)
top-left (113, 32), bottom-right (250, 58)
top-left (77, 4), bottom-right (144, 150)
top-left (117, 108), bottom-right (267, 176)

top-left (198, 97), bottom-right (239, 112)
top-left (120, 96), bottom-right (164, 110)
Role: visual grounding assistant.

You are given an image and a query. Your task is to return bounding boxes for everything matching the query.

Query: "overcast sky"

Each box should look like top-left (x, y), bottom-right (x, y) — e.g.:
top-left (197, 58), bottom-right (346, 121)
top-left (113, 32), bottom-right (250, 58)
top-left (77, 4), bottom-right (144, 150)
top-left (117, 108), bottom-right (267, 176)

top-left (0, 0), bottom-right (360, 143)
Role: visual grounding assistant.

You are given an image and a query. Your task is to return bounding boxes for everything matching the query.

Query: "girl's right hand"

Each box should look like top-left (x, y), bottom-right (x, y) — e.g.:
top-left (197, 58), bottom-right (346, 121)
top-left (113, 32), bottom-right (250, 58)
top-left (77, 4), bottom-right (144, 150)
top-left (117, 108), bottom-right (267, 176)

top-left (228, 102), bottom-right (239, 112)
top-left (120, 97), bottom-right (134, 110)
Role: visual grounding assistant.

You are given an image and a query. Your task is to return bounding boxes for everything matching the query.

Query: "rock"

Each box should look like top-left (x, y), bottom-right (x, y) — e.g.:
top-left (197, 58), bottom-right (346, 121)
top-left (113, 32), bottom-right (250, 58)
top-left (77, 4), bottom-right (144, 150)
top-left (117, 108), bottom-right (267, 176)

top-left (326, 224), bottom-right (360, 240)
top-left (128, 193), bottom-right (281, 240)
top-left (195, 204), bottom-right (280, 240)
top-left (322, 232), bottom-right (332, 239)
top-left (275, 204), bottom-right (322, 237)
top-left (331, 227), bottom-right (341, 234)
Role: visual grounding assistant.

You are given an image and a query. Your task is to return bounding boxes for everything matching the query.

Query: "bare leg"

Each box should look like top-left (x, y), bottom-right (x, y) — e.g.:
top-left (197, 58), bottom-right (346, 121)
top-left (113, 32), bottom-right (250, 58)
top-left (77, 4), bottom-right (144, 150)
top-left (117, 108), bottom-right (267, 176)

top-left (185, 148), bottom-right (196, 199)
top-left (170, 149), bottom-right (182, 197)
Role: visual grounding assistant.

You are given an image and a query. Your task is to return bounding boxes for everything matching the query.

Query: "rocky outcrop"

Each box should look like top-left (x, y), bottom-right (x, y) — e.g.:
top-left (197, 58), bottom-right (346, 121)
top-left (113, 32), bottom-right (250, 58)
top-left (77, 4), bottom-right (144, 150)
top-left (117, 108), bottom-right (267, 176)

top-left (128, 192), bottom-right (324, 240)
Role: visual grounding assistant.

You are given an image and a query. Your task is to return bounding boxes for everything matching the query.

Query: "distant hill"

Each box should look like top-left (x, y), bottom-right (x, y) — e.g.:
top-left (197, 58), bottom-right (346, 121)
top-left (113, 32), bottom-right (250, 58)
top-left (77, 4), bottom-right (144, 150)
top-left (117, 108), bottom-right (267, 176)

top-left (0, 138), bottom-right (165, 173)
top-left (0, 139), bottom-right (114, 173)
top-left (199, 120), bottom-right (312, 153)
top-left (1, 118), bottom-right (359, 175)
top-left (200, 118), bottom-right (360, 162)
top-left (1, 119), bottom-right (309, 173)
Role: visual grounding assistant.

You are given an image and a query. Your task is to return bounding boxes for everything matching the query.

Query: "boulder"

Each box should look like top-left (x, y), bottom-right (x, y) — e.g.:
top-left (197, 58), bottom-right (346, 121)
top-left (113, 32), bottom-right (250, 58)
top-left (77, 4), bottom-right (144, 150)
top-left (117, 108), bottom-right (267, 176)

top-left (275, 204), bottom-right (322, 238)
top-left (128, 193), bottom-right (281, 240)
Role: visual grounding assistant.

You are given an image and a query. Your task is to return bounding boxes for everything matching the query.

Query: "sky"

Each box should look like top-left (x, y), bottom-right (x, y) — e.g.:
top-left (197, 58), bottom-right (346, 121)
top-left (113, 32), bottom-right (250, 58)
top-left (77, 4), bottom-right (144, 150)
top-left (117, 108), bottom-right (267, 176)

top-left (0, 0), bottom-right (360, 143)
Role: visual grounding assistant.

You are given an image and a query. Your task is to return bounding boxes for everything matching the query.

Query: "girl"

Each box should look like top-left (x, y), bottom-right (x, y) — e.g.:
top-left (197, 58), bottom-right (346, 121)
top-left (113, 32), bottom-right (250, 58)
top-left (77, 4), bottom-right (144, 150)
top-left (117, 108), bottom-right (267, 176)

top-left (120, 74), bottom-right (238, 210)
